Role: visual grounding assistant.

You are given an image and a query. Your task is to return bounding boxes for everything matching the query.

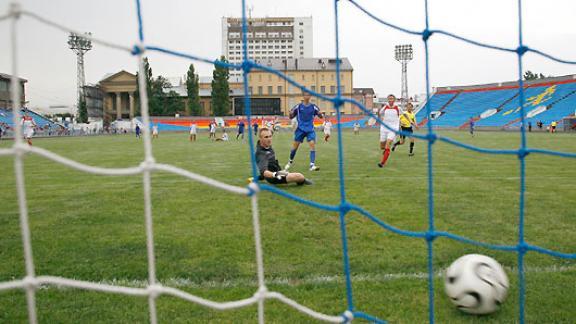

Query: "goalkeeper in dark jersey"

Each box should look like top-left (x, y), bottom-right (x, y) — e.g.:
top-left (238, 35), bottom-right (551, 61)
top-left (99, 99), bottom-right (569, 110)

top-left (252, 128), bottom-right (313, 185)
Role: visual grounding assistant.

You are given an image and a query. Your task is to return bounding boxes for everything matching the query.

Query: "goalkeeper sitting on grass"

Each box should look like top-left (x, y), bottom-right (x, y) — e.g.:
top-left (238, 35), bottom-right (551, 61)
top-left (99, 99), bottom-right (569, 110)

top-left (252, 128), bottom-right (313, 186)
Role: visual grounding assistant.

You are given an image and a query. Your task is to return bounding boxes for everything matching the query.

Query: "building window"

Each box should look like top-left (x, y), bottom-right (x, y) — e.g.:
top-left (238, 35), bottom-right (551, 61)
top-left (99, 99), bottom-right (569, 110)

top-left (277, 86), bottom-right (283, 94)
top-left (330, 86), bottom-right (335, 94)
top-left (258, 86), bottom-right (263, 95)
top-left (321, 86), bottom-right (326, 94)
top-left (340, 86), bottom-right (345, 93)
top-left (311, 85), bottom-right (316, 92)
top-left (249, 86), bottom-right (253, 94)
top-left (300, 52), bottom-right (304, 55)
top-left (301, 75), bottom-right (305, 81)
top-left (258, 74), bottom-right (262, 81)
top-left (299, 22), bottom-right (304, 25)
top-left (268, 86), bottom-right (273, 94)
top-left (0, 80), bottom-right (9, 91)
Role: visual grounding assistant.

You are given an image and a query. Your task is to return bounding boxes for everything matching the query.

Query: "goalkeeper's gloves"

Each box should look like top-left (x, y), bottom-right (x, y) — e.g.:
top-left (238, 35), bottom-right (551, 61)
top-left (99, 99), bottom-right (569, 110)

top-left (273, 171), bottom-right (288, 180)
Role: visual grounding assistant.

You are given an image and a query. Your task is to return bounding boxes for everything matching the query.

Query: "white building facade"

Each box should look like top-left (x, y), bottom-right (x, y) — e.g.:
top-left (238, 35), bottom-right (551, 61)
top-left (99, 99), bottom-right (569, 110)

top-left (221, 17), bottom-right (313, 76)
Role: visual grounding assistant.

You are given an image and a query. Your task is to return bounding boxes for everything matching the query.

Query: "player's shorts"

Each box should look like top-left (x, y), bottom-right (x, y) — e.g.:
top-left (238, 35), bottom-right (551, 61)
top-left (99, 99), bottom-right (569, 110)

top-left (323, 130), bottom-right (331, 136)
top-left (265, 176), bottom-right (288, 185)
top-left (400, 126), bottom-right (413, 140)
top-left (294, 129), bottom-right (316, 143)
top-left (24, 128), bottom-right (34, 139)
top-left (380, 127), bottom-right (398, 142)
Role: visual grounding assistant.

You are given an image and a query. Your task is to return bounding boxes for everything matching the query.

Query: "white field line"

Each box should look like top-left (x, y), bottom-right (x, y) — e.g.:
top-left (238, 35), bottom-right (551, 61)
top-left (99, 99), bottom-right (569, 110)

top-left (24, 264), bottom-right (576, 291)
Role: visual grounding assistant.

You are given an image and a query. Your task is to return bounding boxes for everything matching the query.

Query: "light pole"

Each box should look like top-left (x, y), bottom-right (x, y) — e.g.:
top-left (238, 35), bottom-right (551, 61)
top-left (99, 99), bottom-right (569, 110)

top-left (68, 32), bottom-right (92, 119)
top-left (394, 44), bottom-right (413, 109)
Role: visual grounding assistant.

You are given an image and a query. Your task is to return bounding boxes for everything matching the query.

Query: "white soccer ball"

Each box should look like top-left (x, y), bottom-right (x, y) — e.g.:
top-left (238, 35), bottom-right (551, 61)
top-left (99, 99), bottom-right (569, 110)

top-left (444, 254), bottom-right (509, 315)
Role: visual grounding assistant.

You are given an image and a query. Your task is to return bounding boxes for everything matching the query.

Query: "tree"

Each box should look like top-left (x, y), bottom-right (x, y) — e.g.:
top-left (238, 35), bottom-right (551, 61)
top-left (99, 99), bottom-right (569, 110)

top-left (210, 56), bottom-right (230, 116)
top-left (78, 98), bottom-right (88, 123)
top-left (164, 90), bottom-right (183, 116)
top-left (151, 76), bottom-right (171, 115)
top-left (523, 70), bottom-right (548, 81)
top-left (186, 63), bottom-right (202, 116)
top-left (135, 57), bottom-right (154, 116)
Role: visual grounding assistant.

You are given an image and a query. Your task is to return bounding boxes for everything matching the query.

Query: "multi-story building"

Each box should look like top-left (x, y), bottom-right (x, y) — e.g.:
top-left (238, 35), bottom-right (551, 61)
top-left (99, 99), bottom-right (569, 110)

top-left (222, 16), bottom-right (313, 76)
top-left (238, 57), bottom-right (354, 115)
top-left (352, 88), bottom-right (375, 114)
top-left (0, 73), bottom-right (27, 109)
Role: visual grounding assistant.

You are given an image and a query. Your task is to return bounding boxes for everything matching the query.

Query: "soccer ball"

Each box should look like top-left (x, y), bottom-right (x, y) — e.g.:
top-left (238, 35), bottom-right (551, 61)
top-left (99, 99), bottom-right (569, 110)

top-left (444, 254), bottom-right (509, 315)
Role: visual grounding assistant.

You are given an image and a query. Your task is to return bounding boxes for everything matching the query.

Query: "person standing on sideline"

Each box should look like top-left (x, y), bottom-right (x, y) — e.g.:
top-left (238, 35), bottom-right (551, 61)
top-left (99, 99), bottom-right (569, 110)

top-left (209, 121), bottom-right (217, 140)
top-left (284, 92), bottom-right (324, 171)
top-left (189, 122), bottom-right (197, 141)
top-left (252, 120), bottom-right (259, 136)
top-left (392, 102), bottom-right (418, 156)
top-left (323, 118), bottom-right (332, 142)
top-left (469, 117), bottom-right (475, 137)
top-left (353, 121), bottom-right (360, 135)
top-left (236, 119), bottom-right (245, 140)
top-left (378, 94), bottom-right (402, 168)
top-left (528, 121), bottom-right (532, 132)
top-left (135, 124), bottom-right (141, 138)
top-left (152, 124), bottom-right (159, 139)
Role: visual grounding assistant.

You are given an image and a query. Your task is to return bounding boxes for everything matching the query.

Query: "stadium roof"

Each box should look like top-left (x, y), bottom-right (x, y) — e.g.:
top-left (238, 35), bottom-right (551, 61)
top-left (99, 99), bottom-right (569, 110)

top-left (0, 73), bottom-right (27, 82)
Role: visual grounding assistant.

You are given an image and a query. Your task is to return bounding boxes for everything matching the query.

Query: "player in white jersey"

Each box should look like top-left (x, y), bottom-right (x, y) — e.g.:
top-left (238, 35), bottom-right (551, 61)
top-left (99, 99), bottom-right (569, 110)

top-left (152, 124), bottom-right (159, 139)
top-left (189, 123), bottom-right (197, 141)
top-left (353, 121), bottom-right (360, 135)
top-left (378, 94), bottom-right (402, 168)
top-left (21, 111), bottom-right (36, 145)
top-left (209, 122), bottom-right (217, 140)
top-left (323, 119), bottom-right (333, 142)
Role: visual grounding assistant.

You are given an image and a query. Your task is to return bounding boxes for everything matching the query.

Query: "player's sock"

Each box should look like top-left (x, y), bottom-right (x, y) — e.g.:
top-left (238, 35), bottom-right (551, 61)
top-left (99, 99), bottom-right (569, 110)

top-left (380, 148), bottom-right (390, 165)
top-left (289, 148), bottom-right (297, 161)
top-left (310, 150), bottom-right (316, 165)
top-left (410, 142), bottom-right (414, 153)
top-left (392, 141), bottom-right (400, 151)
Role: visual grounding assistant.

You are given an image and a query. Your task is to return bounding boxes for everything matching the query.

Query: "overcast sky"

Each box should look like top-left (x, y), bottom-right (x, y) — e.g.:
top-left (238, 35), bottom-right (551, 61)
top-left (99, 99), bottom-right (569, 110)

top-left (1, 0), bottom-right (575, 108)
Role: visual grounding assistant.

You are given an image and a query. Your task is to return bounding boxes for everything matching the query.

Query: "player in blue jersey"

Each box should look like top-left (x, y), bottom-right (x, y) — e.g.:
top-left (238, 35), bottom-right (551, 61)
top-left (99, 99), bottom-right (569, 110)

top-left (284, 92), bottom-right (324, 171)
top-left (236, 119), bottom-right (245, 140)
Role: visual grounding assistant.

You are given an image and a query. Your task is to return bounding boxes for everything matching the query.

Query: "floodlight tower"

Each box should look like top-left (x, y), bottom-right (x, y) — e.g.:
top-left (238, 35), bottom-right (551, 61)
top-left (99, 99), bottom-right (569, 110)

top-left (68, 32), bottom-right (92, 117)
top-left (394, 44), bottom-right (413, 108)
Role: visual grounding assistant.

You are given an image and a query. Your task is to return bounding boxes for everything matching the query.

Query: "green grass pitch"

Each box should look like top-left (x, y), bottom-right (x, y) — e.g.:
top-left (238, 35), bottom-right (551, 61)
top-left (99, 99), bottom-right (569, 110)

top-left (0, 129), bottom-right (575, 323)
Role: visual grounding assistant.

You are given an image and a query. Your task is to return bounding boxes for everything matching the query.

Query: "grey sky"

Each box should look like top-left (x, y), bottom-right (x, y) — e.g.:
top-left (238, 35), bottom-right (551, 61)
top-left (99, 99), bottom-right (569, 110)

top-left (1, 0), bottom-right (575, 108)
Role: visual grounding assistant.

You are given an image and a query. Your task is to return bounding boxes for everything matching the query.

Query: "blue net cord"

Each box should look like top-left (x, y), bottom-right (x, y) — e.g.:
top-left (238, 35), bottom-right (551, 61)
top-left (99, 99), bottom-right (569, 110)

top-left (130, 0), bottom-right (576, 322)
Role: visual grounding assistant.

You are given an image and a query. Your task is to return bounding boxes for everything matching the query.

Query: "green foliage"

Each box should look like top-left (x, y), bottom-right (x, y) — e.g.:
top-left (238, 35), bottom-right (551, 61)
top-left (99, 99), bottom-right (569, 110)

top-left (210, 56), bottom-right (230, 116)
top-left (150, 76), bottom-right (171, 116)
top-left (135, 57), bottom-right (154, 117)
top-left (186, 64), bottom-right (202, 116)
top-left (163, 90), bottom-right (183, 116)
top-left (77, 99), bottom-right (88, 123)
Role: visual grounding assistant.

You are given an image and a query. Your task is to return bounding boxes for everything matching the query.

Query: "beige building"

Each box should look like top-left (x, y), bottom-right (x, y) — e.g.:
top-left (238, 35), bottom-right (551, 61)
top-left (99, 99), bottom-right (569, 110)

top-left (98, 57), bottom-right (354, 117)
top-left (242, 57), bottom-right (354, 115)
top-left (99, 71), bottom-right (137, 121)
